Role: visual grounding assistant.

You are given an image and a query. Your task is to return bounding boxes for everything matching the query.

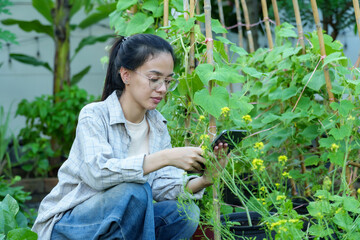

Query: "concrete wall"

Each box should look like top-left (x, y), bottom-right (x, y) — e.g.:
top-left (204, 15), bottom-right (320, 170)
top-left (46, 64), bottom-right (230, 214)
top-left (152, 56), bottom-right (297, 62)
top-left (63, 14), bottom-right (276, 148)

top-left (0, 1), bottom-right (113, 136)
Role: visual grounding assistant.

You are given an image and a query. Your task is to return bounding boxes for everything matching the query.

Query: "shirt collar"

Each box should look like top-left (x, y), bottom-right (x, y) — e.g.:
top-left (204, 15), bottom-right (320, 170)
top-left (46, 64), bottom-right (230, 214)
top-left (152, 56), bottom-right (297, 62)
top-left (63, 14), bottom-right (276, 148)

top-left (105, 90), bottom-right (168, 132)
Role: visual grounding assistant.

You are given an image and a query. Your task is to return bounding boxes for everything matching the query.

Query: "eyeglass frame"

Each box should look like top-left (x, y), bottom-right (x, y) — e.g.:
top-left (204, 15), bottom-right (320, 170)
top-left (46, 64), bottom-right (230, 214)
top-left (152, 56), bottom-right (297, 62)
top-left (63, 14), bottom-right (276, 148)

top-left (132, 70), bottom-right (179, 92)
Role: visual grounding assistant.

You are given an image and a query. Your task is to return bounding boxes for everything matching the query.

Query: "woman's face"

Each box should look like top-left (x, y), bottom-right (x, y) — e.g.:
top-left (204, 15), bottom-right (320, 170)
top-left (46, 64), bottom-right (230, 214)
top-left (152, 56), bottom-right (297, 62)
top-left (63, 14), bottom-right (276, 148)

top-left (122, 52), bottom-right (174, 111)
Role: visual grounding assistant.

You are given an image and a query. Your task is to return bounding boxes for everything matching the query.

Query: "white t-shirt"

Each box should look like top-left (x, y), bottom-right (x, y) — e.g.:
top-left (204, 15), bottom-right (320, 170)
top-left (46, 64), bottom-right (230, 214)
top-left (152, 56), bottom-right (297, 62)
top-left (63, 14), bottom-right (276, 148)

top-left (126, 117), bottom-right (149, 157)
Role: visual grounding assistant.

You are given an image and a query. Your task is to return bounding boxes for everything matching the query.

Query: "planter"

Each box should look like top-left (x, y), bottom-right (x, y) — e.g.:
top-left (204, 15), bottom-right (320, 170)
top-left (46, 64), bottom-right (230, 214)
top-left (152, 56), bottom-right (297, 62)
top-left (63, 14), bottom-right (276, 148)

top-left (191, 224), bottom-right (214, 240)
top-left (221, 212), bottom-right (275, 239)
top-left (13, 177), bottom-right (58, 208)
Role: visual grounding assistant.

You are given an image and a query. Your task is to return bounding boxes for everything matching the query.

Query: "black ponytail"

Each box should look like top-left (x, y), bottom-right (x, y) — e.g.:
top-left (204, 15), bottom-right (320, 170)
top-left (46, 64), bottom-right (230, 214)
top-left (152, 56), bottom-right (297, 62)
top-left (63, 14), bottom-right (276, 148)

top-left (101, 34), bottom-right (175, 101)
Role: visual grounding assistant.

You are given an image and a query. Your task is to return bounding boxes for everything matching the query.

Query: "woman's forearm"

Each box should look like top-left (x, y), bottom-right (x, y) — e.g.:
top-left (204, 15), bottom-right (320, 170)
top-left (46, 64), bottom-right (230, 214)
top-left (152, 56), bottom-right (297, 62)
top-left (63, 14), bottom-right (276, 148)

top-left (186, 176), bottom-right (212, 194)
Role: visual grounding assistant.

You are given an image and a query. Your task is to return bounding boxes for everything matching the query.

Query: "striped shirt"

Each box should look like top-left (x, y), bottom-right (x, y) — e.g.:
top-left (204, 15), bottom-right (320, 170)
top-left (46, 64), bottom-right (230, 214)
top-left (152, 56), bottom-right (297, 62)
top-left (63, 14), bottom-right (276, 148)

top-left (32, 90), bottom-right (204, 239)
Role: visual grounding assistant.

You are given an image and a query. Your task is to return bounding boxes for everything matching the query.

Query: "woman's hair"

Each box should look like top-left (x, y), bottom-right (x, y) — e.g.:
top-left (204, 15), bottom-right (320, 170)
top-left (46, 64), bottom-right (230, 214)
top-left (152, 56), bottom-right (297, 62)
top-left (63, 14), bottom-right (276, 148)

top-left (101, 34), bottom-right (176, 100)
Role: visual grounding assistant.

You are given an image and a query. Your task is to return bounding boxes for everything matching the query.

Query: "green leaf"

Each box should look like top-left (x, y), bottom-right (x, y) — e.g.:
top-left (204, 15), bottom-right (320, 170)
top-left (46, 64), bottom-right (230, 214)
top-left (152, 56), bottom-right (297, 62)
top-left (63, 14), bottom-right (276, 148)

top-left (302, 70), bottom-right (325, 91)
top-left (305, 156), bottom-right (321, 166)
top-left (1, 19), bottom-right (53, 38)
top-left (309, 225), bottom-right (333, 238)
top-left (32, 0), bottom-right (54, 23)
top-left (109, 12), bottom-right (126, 34)
top-left (71, 65), bottom-right (91, 85)
top-left (318, 137), bottom-right (336, 148)
top-left (194, 87), bottom-right (229, 118)
top-left (195, 64), bottom-right (244, 85)
top-left (328, 151), bottom-right (344, 166)
top-left (10, 53), bottom-right (52, 72)
top-left (125, 13), bottom-right (154, 36)
top-left (229, 45), bottom-right (248, 57)
top-left (78, 3), bottom-right (116, 29)
top-left (242, 67), bottom-right (264, 79)
top-left (269, 86), bottom-right (298, 101)
top-left (343, 197), bottom-right (360, 213)
top-left (299, 125), bottom-right (320, 140)
top-left (261, 113), bottom-right (280, 124)
top-left (142, 0), bottom-right (163, 17)
top-left (211, 19), bottom-right (227, 34)
top-left (329, 125), bottom-right (352, 140)
top-left (338, 100), bottom-right (355, 117)
top-left (69, 0), bottom-right (83, 18)
top-left (322, 52), bottom-right (348, 68)
top-left (172, 17), bottom-right (196, 33)
top-left (73, 34), bottom-right (113, 59)
top-left (333, 211), bottom-right (354, 232)
top-left (116, 0), bottom-right (137, 11)
top-left (7, 228), bottom-right (38, 240)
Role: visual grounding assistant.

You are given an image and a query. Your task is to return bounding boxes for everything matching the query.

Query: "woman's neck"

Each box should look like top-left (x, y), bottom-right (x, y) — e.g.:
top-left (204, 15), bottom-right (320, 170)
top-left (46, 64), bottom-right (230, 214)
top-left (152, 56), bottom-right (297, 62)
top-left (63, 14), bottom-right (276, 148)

top-left (119, 93), bottom-right (146, 123)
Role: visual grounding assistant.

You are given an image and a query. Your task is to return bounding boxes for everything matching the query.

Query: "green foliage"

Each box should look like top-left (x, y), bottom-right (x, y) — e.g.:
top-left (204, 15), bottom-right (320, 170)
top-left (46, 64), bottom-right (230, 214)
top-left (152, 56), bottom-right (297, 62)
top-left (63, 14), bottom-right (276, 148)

top-left (0, 194), bottom-right (37, 240)
top-left (1, 0), bottom-right (115, 84)
top-left (0, 0), bottom-right (17, 67)
top-left (15, 86), bottom-right (96, 177)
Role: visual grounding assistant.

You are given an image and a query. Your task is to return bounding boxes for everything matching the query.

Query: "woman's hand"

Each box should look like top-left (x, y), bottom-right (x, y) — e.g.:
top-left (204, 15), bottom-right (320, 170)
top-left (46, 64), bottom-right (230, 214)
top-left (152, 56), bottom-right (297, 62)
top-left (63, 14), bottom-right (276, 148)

top-left (143, 147), bottom-right (206, 175)
top-left (166, 147), bottom-right (206, 173)
top-left (202, 142), bottom-right (229, 184)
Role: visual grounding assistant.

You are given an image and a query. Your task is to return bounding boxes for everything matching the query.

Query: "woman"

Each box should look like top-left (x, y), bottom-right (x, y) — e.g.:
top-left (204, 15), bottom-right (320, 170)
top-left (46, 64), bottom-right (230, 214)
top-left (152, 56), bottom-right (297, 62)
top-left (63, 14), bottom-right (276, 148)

top-left (32, 34), bottom-right (228, 240)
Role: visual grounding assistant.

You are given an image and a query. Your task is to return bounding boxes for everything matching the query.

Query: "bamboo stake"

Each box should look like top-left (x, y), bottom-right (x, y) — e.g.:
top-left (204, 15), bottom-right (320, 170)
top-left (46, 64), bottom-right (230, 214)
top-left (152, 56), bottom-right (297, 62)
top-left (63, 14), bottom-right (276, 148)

top-left (353, 0), bottom-right (360, 40)
top-left (240, 0), bottom-right (254, 52)
top-left (204, 1), bottom-right (220, 239)
top-left (196, 0), bottom-right (201, 28)
top-left (164, 0), bottom-right (169, 27)
top-left (217, 0), bottom-right (233, 92)
top-left (234, 0), bottom-right (244, 47)
top-left (271, 0), bottom-right (281, 26)
top-left (261, 0), bottom-right (274, 49)
top-left (217, 0), bottom-right (229, 55)
top-left (184, 0), bottom-right (196, 146)
top-left (292, 0), bottom-right (306, 54)
top-left (310, 0), bottom-right (335, 103)
top-left (183, 0), bottom-right (189, 20)
top-left (353, 0), bottom-right (360, 69)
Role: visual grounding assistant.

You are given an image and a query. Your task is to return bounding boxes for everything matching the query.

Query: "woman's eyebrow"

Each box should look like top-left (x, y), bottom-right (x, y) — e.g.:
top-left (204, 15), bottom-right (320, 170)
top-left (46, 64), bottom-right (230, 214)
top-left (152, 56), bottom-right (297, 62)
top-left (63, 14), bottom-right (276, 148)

top-left (148, 70), bottom-right (174, 77)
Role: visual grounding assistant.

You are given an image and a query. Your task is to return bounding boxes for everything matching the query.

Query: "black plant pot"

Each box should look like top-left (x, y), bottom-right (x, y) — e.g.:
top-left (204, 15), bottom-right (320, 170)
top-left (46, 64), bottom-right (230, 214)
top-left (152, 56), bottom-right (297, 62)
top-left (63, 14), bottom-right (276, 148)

top-left (221, 212), bottom-right (275, 239)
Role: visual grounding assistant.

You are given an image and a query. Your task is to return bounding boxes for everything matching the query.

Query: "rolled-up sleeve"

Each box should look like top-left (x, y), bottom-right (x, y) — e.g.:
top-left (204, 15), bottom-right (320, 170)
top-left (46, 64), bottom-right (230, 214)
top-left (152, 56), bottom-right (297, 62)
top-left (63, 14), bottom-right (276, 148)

top-left (73, 114), bottom-right (149, 191)
top-left (150, 130), bottom-right (205, 201)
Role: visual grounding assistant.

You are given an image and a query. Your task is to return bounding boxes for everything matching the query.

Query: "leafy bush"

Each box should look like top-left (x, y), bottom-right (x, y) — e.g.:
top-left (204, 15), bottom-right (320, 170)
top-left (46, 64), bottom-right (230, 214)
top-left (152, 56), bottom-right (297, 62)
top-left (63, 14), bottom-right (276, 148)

top-left (0, 194), bottom-right (37, 240)
top-left (15, 85), bottom-right (96, 177)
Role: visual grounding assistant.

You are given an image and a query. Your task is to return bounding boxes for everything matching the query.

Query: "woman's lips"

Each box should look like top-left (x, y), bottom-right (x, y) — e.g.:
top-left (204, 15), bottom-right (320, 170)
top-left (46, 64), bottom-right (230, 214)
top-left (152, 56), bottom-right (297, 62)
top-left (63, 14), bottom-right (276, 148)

top-left (152, 97), bottom-right (162, 104)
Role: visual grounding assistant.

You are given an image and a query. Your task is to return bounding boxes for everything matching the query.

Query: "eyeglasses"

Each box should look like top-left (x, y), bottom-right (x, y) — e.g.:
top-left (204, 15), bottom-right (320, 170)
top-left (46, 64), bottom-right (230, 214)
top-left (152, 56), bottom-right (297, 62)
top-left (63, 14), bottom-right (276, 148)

top-left (133, 70), bottom-right (179, 92)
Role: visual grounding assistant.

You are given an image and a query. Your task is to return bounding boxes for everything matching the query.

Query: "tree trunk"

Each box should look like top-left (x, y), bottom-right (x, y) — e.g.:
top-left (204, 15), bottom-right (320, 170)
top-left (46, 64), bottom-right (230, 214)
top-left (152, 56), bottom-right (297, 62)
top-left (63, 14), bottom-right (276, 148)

top-left (52, 0), bottom-right (71, 100)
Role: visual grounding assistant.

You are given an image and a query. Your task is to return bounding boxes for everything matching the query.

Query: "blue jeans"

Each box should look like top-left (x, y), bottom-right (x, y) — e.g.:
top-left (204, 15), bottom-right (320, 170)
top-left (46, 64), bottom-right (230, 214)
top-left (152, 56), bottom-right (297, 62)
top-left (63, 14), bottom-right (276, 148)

top-left (51, 183), bottom-right (199, 240)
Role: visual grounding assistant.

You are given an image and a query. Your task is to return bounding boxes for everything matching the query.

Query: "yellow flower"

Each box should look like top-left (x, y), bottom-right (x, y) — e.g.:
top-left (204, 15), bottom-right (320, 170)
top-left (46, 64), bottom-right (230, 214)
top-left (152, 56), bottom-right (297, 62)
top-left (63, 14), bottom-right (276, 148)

top-left (330, 143), bottom-right (339, 152)
top-left (242, 114), bottom-right (252, 124)
top-left (254, 142), bottom-right (264, 150)
top-left (357, 188), bottom-right (360, 195)
top-left (335, 207), bottom-right (342, 214)
top-left (278, 155), bottom-right (288, 165)
top-left (221, 107), bottom-right (230, 117)
top-left (199, 115), bottom-right (205, 121)
top-left (347, 115), bottom-right (355, 121)
top-left (275, 183), bottom-right (280, 189)
top-left (200, 134), bottom-right (209, 141)
top-left (279, 226), bottom-right (288, 232)
top-left (289, 219), bottom-right (299, 223)
top-left (252, 158), bottom-right (265, 171)
top-left (282, 171), bottom-right (292, 179)
top-left (201, 145), bottom-right (208, 151)
top-left (260, 186), bottom-right (266, 192)
top-left (276, 195), bottom-right (286, 201)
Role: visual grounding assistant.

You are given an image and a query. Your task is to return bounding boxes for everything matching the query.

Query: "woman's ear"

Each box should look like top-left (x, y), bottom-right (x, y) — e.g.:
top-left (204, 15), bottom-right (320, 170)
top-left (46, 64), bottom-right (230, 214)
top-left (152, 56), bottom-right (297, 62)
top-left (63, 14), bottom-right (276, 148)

top-left (119, 67), bottom-right (130, 85)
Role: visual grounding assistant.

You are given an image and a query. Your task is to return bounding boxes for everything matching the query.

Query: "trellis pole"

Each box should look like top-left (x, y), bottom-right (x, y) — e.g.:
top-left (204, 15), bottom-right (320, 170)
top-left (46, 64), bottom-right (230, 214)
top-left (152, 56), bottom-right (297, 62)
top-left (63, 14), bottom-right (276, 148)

top-left (310, 0), bottom-right (335, 104)
top-left (164, 0), bottom-right (169, 27)
top-left (271, 0), bottom-right (281, 26)
top-left (217, 0), bottom-right (229, 55)
top-left (204, 1), bottom-right (221, 239)
top-left (240, 0), bottom-right (255, 52)
top-left (292, 0), bottom-right (306, 54)
top-left (353, 0), bottom-right (360, 68)
top-left (261, 0), bottom-right (274, 49)
top-left (183, 0), bottom-right (196, 146)
top-left (217, 0), bottom-right (233, 92)
top-left (234, 0), bottom-right (244, 47)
